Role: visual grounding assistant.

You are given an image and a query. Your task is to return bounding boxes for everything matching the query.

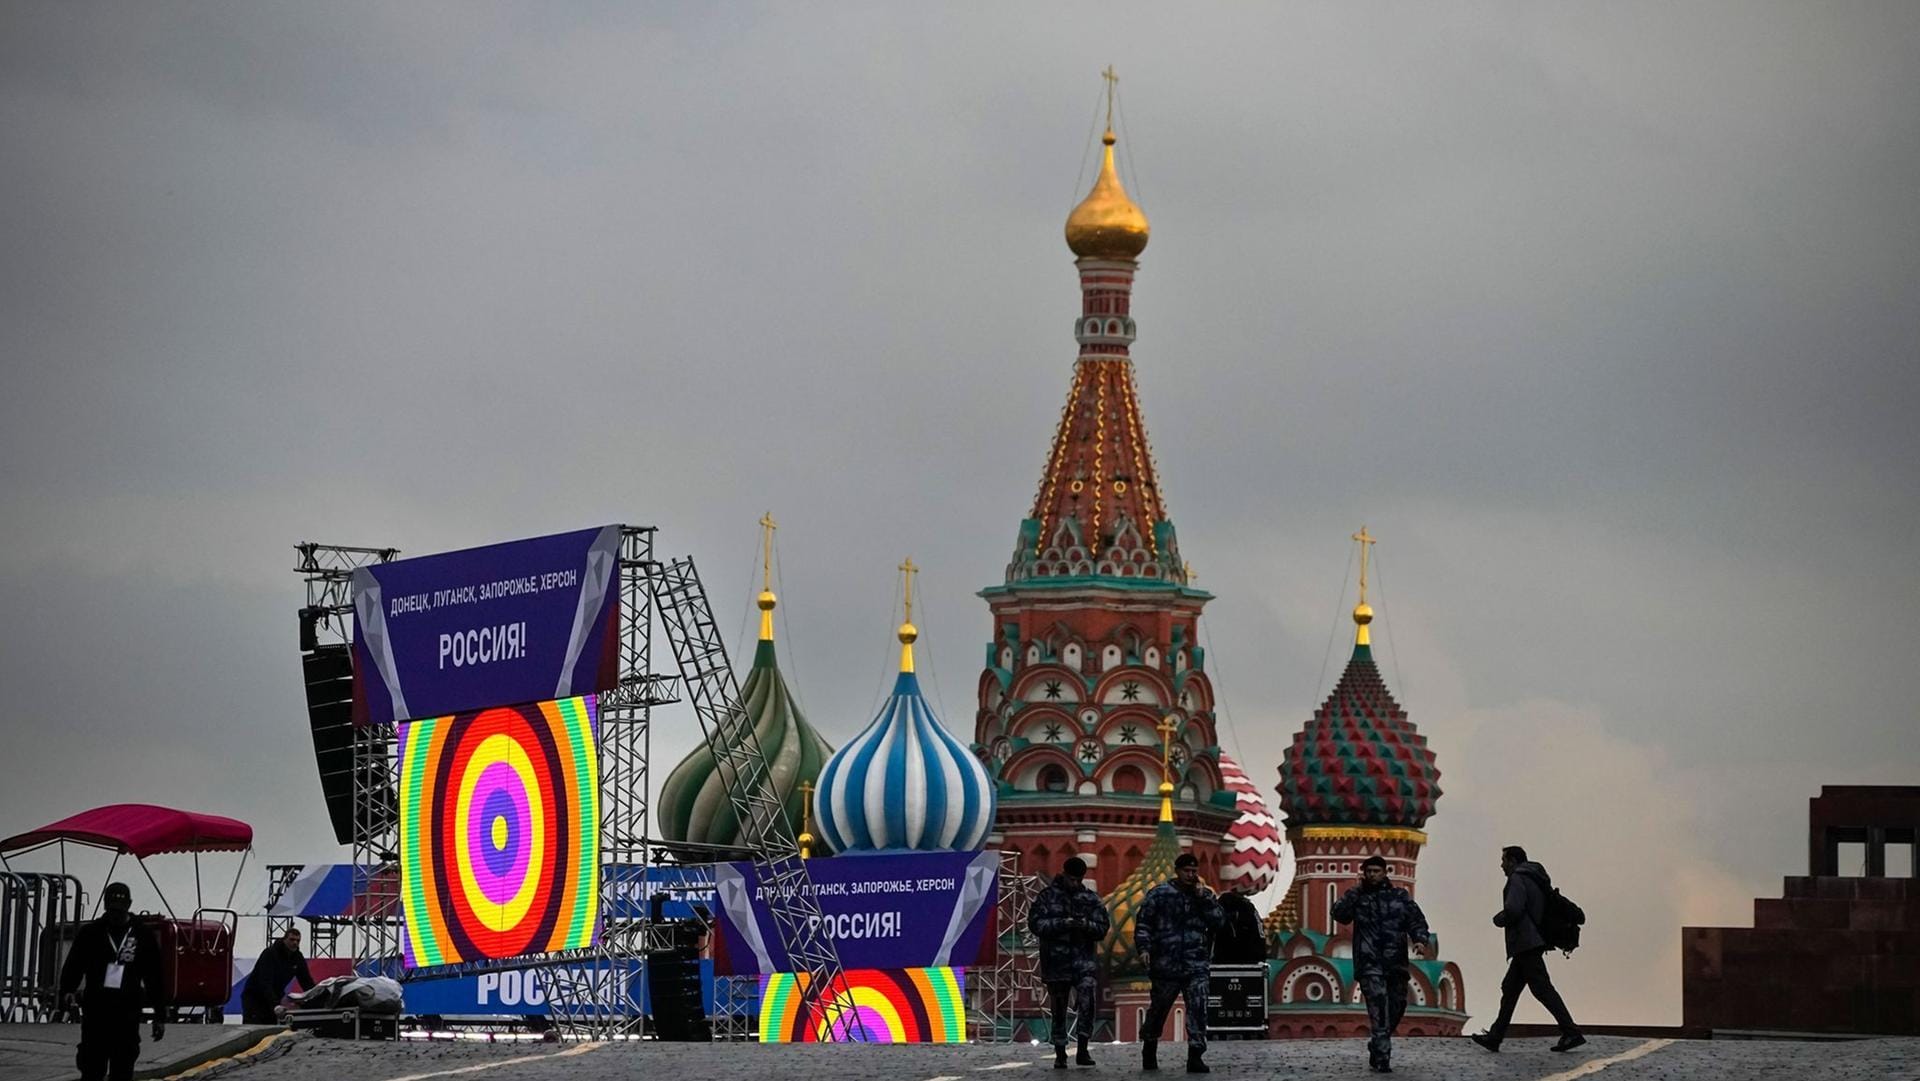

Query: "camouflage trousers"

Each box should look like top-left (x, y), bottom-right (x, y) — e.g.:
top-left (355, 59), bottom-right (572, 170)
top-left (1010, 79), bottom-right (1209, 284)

top-left (1359, 971), bottom-right (1410, 1059)
top-left (1046, 974), bottom-right (1098, 1048)
top-left (1142, 974), bottom-right (1209, 1051)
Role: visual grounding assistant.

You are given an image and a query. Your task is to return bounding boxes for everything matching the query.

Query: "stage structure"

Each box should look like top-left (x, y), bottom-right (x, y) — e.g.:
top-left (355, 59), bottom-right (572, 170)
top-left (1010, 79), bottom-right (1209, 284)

top-left (298, 528), bottom-right (865, 1041)
top-left (264, 863), bottom-right (341, 959)
top-left (963, 851), bottom-right (1045, 1042)
top-left (297, 542), bottom-right (400, 973)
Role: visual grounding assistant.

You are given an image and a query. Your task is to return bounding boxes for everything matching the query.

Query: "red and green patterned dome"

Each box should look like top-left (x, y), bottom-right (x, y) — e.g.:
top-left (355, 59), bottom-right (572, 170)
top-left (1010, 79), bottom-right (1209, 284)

top-left (1276, 642), bottom-right (1441, 829)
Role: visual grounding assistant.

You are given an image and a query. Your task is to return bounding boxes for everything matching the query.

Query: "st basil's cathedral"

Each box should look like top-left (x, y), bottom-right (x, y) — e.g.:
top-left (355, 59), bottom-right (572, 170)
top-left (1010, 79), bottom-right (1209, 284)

top-left (665, 78), bottom-right (1468, 1038)
top-left (968, 90), bottom-right (1467, 1037)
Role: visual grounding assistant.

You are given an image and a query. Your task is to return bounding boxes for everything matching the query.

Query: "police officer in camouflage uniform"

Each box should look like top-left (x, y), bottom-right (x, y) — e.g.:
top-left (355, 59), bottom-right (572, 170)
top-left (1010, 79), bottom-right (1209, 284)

top-left (1030, 856), bottom-right (1112, 1069)
top-left (1134, 853), bottom-right (1223, 1074)
top-left (1331, 855), bottom-right (1433, 1074)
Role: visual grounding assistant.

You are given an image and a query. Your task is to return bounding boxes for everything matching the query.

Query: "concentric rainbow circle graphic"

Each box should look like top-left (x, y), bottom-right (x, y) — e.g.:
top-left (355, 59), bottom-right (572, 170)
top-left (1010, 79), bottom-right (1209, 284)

top-left (759, 967), bottom-right (966, 1043)
top-left (399, 696), bottom-right (600, 968)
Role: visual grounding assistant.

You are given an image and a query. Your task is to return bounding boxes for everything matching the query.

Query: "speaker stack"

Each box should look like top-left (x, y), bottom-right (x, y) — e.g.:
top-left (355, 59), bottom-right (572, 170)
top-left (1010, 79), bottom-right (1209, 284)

top-left (301, 607), bottom-right (394, 846)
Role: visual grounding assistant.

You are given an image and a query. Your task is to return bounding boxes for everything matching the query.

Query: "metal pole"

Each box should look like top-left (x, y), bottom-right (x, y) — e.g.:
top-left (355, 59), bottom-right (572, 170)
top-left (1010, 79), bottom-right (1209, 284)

top-left (225, 849), bottom-right (250, 909)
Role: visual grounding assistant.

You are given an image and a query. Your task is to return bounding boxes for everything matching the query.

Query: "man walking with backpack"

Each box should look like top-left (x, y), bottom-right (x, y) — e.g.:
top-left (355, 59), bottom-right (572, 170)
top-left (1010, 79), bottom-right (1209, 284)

top-left (1332, 855), bottom-right (1433, 1073)
top-left (1030, 856), bottom-right (1111, 1069)
top-left (1470, 846), bottom-right (1585, 1054)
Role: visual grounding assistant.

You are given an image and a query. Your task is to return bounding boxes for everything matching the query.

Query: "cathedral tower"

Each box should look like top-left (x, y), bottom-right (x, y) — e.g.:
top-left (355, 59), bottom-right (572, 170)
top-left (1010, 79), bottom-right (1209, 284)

top-left (974, 75), bottom-right (1236, 891)
top-left (1268, 530), bottom-right (1465, 1037)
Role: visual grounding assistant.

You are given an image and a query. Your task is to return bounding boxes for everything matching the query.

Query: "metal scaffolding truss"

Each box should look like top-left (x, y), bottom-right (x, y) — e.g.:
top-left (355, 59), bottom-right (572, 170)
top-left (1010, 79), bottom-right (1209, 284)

top-left (264, 864), bottom-right (301, 942)
top-left (967, 853), bottom-right (1045, 1042)
top-left (539, 527), bottom-right (679, 1038)
top-left (644, 555), bottom-right (865, 1042)
top-left (264, 864), bottom-right (344, 960)
top-left (296, 542), bottom-right (400, 978)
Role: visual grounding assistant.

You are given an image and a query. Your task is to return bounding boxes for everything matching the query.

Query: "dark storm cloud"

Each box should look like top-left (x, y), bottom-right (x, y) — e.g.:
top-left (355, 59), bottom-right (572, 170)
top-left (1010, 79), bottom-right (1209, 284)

top-left (3, 2), bottom-right (1916, 1024)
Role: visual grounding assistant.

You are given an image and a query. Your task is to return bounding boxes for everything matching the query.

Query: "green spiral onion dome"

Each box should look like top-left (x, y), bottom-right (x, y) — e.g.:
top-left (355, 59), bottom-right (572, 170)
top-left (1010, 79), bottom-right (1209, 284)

top-left (660, 611), bottom-right (833, 853)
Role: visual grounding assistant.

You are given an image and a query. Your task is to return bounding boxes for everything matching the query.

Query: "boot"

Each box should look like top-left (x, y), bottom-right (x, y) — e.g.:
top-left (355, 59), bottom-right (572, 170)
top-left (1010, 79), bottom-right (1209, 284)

top-left (1469, 1032), bottom-right (1501, 1053)
top-left (1186, 1048), bottom-right (1209, 1074)
top-left (1055, 1046), bottom-right (1069, 1070)
top-left (1142, 1041), bottom-right (1158, 1071)
top-left (1551, 1033), bottom-right (1587, 1053)
top-left (1077, 1038), bottom-right (1095, 1066)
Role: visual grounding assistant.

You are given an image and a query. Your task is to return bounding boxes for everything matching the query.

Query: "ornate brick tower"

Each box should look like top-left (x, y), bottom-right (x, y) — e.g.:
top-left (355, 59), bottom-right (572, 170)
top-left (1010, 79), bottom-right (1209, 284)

top-left (973, 82), bottom-right (1236, 894)
top-left (1268, 530), bottom-right (1465, 1037)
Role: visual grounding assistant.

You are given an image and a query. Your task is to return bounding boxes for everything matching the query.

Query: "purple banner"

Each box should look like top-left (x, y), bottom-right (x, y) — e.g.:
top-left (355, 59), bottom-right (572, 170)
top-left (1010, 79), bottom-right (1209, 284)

top-left (711, 850), bottom-right (999, 976)
top-left (351, 525), bottom-right (621, 725)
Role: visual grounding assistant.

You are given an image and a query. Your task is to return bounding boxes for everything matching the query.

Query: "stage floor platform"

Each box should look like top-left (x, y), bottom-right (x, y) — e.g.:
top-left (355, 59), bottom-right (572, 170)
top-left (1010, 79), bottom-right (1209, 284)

top-left (0, 1022), bottom-right (286, 1081)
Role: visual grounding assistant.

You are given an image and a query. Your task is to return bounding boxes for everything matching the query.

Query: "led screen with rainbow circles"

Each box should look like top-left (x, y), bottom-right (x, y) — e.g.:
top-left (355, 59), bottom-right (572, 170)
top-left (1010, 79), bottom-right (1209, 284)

top-left (758, 967), bottom-right (966, 1043)
top-left (398, 696), bottom-right (601, 968)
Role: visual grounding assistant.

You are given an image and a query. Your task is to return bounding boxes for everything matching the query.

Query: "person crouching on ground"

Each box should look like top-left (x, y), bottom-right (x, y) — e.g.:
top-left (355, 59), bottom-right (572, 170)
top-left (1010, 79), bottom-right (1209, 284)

top-left (1030, 856), bottom-right (1112, 1069)
top-left (1331, 855), bottom-right (1433, 1073)
top-left (1135, 853), bottom-right (1224, 1074)
top-left (1470, 845), bottom-right (1585, 1054)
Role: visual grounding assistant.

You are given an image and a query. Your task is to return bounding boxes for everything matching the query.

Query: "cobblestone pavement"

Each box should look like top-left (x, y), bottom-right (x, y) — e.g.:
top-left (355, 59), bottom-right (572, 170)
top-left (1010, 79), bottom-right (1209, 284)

top-left (197, 1034), bottom-right (1920, 1081)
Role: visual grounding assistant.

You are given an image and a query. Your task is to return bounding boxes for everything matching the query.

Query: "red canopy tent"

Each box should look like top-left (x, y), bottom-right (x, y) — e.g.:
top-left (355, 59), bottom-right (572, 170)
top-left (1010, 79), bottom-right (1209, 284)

top-left (0, 804), bottom-right (253, 1017)
top-left (0, 803), bottom-right (252, 859)
top-left (1, 803), bottom-right (253, 917)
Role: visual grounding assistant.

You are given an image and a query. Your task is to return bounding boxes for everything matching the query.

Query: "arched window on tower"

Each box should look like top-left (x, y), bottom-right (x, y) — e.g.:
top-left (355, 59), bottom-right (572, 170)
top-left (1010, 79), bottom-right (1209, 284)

top-left (1039, 765), bottom-right (1070, 793)
top-left (1111, 764), bottom-right (1146, 794)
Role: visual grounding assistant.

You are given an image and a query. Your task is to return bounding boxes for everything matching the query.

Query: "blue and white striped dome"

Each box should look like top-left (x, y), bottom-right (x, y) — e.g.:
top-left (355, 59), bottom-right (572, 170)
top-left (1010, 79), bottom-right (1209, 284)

top-left (813, 623), bottom-right (997, 853)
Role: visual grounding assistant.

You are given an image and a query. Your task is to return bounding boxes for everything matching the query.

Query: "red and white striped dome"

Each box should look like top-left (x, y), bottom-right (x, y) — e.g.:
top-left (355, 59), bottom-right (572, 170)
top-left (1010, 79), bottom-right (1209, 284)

top-left (1217, 752), bottom-right (1286, 893)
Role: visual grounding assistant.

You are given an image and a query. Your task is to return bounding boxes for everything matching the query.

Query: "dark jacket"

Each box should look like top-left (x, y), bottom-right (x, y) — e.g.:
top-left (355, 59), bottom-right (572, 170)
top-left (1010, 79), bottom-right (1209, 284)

top-left (1212, 890), bottom-right (1267, 965)
top-left (242, 941), bottom-right (316, 1010)
top-left (58, 917), bottom-right (166, 1013)
top-left (1133, 881), bottom-right (1224, 982)
top-left (1029, 875), bottom-right (1112, 984)
top-left (1330, 881), bottom-right (1431, 978)
top-left (1493, 861), bottom-right (1551, 957)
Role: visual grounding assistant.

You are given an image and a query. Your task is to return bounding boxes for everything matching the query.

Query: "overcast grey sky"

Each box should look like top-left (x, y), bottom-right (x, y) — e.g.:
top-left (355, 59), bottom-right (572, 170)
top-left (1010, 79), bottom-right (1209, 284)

top-left (3, 2), bottom-right (1916, 1026)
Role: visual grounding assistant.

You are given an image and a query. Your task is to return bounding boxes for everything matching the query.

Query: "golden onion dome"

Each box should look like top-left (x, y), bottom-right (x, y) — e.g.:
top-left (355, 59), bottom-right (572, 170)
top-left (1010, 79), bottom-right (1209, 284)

top-left (1064, 129), bottom-right (1150, 260)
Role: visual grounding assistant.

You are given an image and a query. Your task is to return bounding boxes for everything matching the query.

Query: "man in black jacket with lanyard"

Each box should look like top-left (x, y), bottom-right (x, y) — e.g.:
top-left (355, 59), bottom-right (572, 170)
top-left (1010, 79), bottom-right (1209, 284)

top-left (59, 882), bottom-right (166, 1081)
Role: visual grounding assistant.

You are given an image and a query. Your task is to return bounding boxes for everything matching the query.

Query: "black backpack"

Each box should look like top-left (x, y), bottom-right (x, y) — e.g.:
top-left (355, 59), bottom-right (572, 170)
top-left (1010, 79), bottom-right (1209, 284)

top-left (1539, 887), bottom-right (1586, 953)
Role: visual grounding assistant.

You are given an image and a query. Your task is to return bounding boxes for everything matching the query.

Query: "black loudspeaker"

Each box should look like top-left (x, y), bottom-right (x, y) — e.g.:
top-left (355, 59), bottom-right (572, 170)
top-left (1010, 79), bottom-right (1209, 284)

top-left (298, 606), bottom-right (324, 653)
top-left (304, 645), bottom-right (358, 846)
top-left (645, 948), bottom-right (710, 1042)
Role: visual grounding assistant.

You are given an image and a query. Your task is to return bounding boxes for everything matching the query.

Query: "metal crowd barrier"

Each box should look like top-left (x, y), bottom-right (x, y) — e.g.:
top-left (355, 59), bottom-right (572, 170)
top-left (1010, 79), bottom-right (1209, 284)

top-left (0, 871), bottom-right (85, 1021)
